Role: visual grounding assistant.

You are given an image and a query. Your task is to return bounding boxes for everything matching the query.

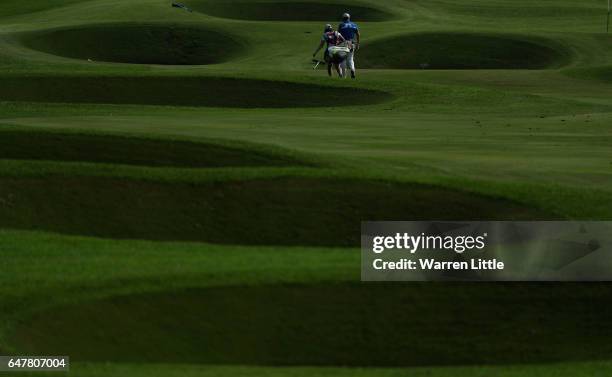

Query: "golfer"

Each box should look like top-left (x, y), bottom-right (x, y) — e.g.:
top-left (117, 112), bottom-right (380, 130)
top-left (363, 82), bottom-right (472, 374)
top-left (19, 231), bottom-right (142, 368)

top-left (338, 12), bottom-right (360, 79)
top-left (312, 24), bottom-right (347, 77)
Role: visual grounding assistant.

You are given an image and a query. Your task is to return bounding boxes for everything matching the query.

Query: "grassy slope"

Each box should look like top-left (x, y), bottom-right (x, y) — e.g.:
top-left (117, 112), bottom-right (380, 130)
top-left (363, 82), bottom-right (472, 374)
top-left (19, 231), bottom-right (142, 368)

top-left (188, 0), bottom-right (395, 21)
top-left (0, 76), bottom-right (391, 107)
top-left (0, 175), bottom-right (552, 244)
top-left (1, 231), bottom-right (612, 370)
top-left (12, 283), bottom-right (612, 366)
top-left (5, 361), bottom-right (612, 377)
top-left (358, 32), bottom-right (573, 69)
top-left (0, 0), bottom-right (86, 18)
top-left (0, 129), bottom-right (313, 167)
top-left (20, 23), bottom-right (245, 65)
top-left (0, 0), bottom-right (611, 376)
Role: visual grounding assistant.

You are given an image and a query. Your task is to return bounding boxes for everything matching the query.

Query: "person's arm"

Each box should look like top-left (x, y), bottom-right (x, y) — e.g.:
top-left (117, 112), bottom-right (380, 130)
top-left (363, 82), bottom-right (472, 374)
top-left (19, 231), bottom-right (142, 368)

top-left (355, 30), bottom-right (361, 50)
top-left (313, 39), bottom-right (325, 57)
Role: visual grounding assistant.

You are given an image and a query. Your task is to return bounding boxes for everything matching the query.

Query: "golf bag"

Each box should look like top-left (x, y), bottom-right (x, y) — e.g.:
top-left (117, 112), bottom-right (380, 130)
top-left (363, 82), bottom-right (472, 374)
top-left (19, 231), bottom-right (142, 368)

top-left (326, 45), bottom-right (350, 65)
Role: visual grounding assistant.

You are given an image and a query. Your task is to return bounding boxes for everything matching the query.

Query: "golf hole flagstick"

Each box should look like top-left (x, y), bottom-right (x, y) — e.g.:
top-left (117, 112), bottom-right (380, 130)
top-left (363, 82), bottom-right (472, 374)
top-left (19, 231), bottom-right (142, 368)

top-left (172, 1), bottom-right (193, 12)
top-left (312, 59), bottom-right (325, 69)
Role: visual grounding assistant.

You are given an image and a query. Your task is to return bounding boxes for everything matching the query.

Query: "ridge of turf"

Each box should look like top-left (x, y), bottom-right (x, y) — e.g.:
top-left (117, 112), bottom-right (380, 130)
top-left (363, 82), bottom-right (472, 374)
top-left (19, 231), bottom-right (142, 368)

top-left (20, 23), bottom-right (245, 66)
top-left (359, 32), bottom-right (574, 70)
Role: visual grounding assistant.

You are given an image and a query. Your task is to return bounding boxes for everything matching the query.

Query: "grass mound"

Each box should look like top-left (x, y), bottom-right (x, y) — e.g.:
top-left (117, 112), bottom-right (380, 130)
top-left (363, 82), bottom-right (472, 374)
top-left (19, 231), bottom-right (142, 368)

top-left (430, 3), bottom-right (602, 19)
top-left (566, 66), bottom-right (612, 83)
top-left (0, 131), bottom-right (308, 168)
top-left (0, 76), bottom-right (389, 108)
top-left (188, 1), bottom-right (392, 21)
top-left (20, 24), bottom-right (242, 65)
top-left (0, 0), bottom-right (83, 18)
top-left (12, 284), bottom-right (612, 365)
top-left (0, 176), bottom-right (553, 245)
top-left (359, 32), bottom-right (572, 69)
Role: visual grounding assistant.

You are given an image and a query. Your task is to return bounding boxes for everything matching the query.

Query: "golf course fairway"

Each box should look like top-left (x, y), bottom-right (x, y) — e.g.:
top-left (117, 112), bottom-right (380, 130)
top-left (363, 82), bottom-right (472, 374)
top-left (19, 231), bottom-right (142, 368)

top-left (0, 0), bottom-right (611, 376)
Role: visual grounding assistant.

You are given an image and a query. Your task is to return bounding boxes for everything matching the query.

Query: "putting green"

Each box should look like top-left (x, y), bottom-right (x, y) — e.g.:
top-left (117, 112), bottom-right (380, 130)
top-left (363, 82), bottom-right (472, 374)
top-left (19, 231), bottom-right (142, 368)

top-left (0, 130), bottom-right (310, 168)
top-left (189, 1), bottom-right (393, 21)
top-left (20, 23), bottom-right (243, 65)
top-left (11, 284), bottom-right (612, 366)
top-left (0, 76), bottom-right (391, 108)
top-left (359, 33), bottom-right (573, 69)
top-left (0, 176), bottom-right (553, 245)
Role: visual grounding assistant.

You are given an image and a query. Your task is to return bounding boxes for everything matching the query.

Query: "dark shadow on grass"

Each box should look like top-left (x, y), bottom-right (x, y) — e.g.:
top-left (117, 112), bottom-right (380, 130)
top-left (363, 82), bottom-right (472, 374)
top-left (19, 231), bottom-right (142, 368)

top-left (189, 0), bottom-right (393, 21)
top-left (0, 131), bottom-right (311, 168)
top-left (0, 177), bottom-right (555, 246)
top-left (428, 2), bottom-right (603, 19)
top-left (11, 283), bottom-right (612, 366)
top-left (20, 23), bottom-right (243, 65)
top-left (0, 76), bottom-right (391, 108)
top-left (359, 32), bottom-right (572, 70)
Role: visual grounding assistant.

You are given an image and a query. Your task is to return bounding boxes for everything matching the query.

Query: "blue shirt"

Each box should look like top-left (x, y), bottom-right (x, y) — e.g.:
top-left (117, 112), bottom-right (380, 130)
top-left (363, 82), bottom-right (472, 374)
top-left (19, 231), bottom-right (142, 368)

top-left (338, 21), bottom-right (359, 41)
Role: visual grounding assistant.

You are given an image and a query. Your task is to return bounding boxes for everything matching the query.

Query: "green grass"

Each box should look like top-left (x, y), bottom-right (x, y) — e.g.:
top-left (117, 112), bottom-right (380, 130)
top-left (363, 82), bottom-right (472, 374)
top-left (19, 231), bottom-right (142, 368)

top-left (20, 23), bottom-right (245, 65)
top-left (359, 32), bottom-right (573, 69)
top-left (0, 231), bottom-right (611, 367)
top-left (419, 1), bottom-right (604, 19)
top-left (11, 283), bottom-right (612, 366)
top-left (0, 75), bottom-right (391, 107)
top-left (0, 0), bottom-right (612, 375)
top-left (187, 0), bottom-right (394, 21)
top-left (0, 0), bottom-right (85, 18)
top-left (42, 361), bottom-right (612, 377)
top-left (8, 361), bottom-right (612, 377)
top-left (0, 174), bottom-right (552, 245)
top-left (566, 65), bottom-right (612, 83)
top-left (0, 129), bottom-right (312, 167)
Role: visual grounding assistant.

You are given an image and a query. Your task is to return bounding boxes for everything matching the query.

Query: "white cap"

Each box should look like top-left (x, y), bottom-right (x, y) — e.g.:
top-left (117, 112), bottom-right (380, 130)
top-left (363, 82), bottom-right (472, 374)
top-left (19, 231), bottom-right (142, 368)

top-left (342, 13), bottom-right (350, 20)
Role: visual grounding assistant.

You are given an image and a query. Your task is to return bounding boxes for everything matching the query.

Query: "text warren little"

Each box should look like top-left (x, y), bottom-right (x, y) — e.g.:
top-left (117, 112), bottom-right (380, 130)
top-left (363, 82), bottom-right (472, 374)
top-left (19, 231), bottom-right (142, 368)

top-left (373, 258), bottom-right (505, 271)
